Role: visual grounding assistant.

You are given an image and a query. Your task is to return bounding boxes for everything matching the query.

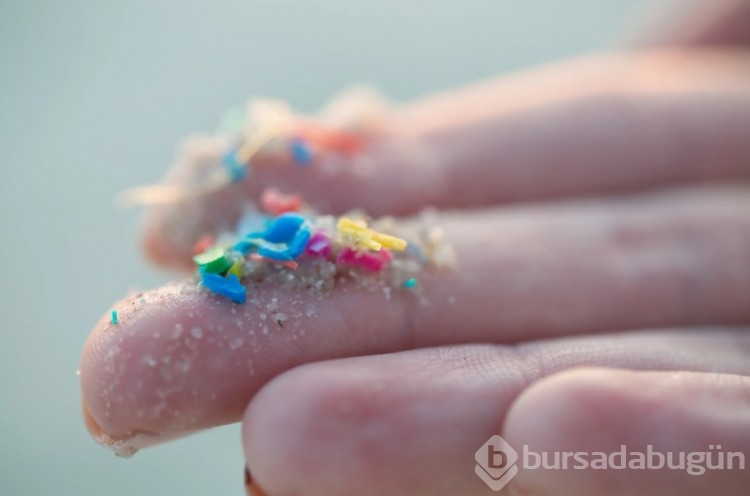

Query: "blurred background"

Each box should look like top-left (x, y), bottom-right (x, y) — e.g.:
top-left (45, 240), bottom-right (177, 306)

top-left (0, 0), bottom-right (661, 494)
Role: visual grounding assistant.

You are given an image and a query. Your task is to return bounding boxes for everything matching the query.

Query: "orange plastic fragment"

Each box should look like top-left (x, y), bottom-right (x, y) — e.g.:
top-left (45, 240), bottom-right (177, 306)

top-left (293, 122), bottom-right (364, 154)
top-left (260, 188), bottom-right (303, 216)
top-left (192, 235), bottom-right (216, 255)
top-left (249, 253), bottom-right (299, 270)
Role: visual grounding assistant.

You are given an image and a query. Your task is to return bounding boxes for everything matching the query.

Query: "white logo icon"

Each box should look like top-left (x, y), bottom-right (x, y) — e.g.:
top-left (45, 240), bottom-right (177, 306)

top-left (475, 435), bottom-right (519, 491)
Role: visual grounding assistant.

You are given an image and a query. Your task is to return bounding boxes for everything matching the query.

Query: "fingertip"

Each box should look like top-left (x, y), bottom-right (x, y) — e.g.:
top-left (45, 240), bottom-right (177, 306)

top-left (244, 466), bottom-right (269, 496)
top-left (504, 367), bottom-right (632, 446)
top-left (504, 368), bottom-right (750, 496)
top-left (242, 360), bottom-right (424, 496)
top-left (79, 284), bottom-right (237, 454)
top-left (79, 293), bottom-right (171, 454)
top-left (242, 350), bottom-right (499, 496)
top-left (241, 364), bottom-right (355, 496)
top-left (503, 367), bottom-right (644, 496)
top-left (81, 397), bottom-right (104, 441)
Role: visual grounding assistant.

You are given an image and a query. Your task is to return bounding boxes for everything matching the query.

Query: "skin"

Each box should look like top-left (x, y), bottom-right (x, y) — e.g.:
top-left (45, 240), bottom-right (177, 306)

top-left (80, 1), bottom-right (750, 494)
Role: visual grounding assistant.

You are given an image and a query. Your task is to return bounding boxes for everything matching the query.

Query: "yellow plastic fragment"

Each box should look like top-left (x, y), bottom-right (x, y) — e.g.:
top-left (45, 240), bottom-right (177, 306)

top-left (371, 230), bottom-right (407, 251)
top-left (337, 217), bottom-right (407, 251)
top-left (228, 259), bottom-right (244, 278)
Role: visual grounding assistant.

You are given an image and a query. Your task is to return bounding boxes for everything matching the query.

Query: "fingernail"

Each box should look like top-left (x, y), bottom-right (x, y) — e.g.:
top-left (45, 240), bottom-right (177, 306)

top-left (244, 466), bottom-right (269, 496)
top-left (82, 400), bottom-right (142, 457)
top-left (82, 399), bottom-right (104, 439)
top-left (83, 398), bottom-right (180, 458)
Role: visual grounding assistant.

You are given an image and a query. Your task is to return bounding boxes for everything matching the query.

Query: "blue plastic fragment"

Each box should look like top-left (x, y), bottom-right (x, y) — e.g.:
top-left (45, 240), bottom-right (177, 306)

top-left (289, 138), bottom-right (313, 166)
top-left (256, 213), bottom-right (306, 243)
top-left (256, 225), bottom-right (311, 261)
top-left (222, 150), bottom-right (247, 182)
top-left (257, 245), bottom-right (293, 261)
top-left (201, 272), bottom-right (246, 304)
top-left (234, 238), bottom-right (261, 255)
top-left (285, 225), bottom-right (311, 258)
top-left (238, 213), bottom-right (312, 261)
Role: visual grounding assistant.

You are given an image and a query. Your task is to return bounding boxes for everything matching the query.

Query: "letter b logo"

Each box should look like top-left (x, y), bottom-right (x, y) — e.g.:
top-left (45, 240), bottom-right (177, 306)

top-left (475, 435), bottom-right (519, 491)
top-left (488, 445), bottom-right (508, 469)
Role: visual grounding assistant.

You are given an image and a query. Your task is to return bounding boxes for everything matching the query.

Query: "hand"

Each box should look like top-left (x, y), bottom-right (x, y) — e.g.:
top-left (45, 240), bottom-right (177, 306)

top-left (80, 1), bottom-right (750, 494)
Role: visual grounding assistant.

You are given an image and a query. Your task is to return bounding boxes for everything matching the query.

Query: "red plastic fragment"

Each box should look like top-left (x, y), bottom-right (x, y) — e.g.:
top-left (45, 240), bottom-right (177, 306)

top-left (260, 188), bottom-right (303, 216)
top-left (337, 247), bottom-right (392, 272)
top-left (192, 235), bottom-right (216, 255)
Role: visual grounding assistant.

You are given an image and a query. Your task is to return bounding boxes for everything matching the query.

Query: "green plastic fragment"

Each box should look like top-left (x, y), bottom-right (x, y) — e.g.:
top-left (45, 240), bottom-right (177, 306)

top-left (193, 246), bottom-right (231, 274)
top-left (403, 278), bottom-right (417, 289)
top-left (111, 310), bottom-right (119, 325)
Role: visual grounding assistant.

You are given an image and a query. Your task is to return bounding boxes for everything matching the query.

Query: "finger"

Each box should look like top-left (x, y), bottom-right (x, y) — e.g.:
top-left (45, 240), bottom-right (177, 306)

top-left (85, 185), bottom-right (750, 459)
top-left (239, 330), bottom-right (750, 496)
top-left (142, 49), bottom-right (750, 268)
top-left (505, 368), bottom-right (750, 496)
top-left (629, 0), bottom-right (750, 48)
top-left (82, 187), bottom-right (750, 453)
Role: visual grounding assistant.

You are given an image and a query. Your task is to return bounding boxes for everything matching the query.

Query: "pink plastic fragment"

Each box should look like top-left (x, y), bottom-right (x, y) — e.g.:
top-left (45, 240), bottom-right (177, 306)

top-left (337, 247), bottom-right (392, 272)
top-left (305, 231), bottom-right (331, 259)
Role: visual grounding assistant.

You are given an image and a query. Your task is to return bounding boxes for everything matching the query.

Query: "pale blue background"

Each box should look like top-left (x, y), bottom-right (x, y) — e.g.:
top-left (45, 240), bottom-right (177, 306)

top-left (0, 1), bottom-right (656, 494)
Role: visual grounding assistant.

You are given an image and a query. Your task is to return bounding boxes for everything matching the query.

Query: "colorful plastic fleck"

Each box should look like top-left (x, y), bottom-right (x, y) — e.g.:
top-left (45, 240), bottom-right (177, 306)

top-left (285, 225), bottom-right (312, 257)
top-left (289, 138), bottom-right (314, 166)
top-left (294, 122), bottom-right (363, 154)
top-left (228, 259), bottom-right (244, 278)
top-left (260, 188), bottom-right (303, 215)
top-left (255, 213), bottom-right (307, 243)
top-left (111, 310), bottom-right (119, 325)
top-left (223, 150), bottom-right (247, 182)
top-left (201, 272), bottom-right (246, 304)
top-left (249, 253), bottom-right (299, 270)
top-left (337, 217), bottom-right (407, 251)
top-left (304, 231), bottom-right (331, 258)
top-left (370, 231), bottom-right (406, 251)
top-left (240, 213), bottom-right (312, 261)
top-left (403, 278), bottom-right (417, 289)
top-left (192, 234), bottom-right (216, 255)
top-left (234, 237), bottom-right (262, 255)
top-left (257, 225), bottom-right (311, 261)
top-left (338, 217), bottom-right (379, 250)
top-left (193, 246), bottom-right (232, 274)
top-left (257, 246), bottom-right (293, 261)
top-left (337, 246), bottom-right (392, 272)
